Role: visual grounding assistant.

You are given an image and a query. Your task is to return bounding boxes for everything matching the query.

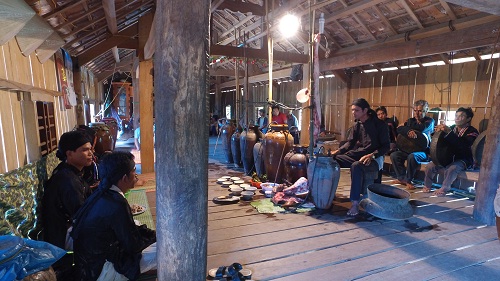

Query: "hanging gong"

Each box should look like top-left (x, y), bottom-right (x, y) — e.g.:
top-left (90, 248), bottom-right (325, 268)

top-left (396, 130), bottom-right (429, 154)
top-left (430, 131), bottom-right (454, 167)
top-left (471, 131), bottom-right (486, 167)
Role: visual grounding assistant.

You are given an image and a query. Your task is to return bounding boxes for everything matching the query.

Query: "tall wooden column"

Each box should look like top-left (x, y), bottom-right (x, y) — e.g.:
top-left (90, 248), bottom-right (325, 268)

top-left (138, 13), bottom-right (155, 173)
top-left (138, 60), bottom-right (154, 173)
top-left (473, 63), bottom-right (500, 225)
top-left (155, 1), bottom-right (209, 280)
top-left (73, 66), bottom-right (85, 125)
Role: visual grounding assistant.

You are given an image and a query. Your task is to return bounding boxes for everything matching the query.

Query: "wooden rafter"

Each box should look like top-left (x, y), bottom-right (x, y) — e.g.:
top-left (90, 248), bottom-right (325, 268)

top-left (398, 0), bottom-right (424, 29)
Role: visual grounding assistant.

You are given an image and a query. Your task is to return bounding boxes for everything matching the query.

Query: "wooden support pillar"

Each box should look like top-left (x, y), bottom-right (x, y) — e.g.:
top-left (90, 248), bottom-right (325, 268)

top-left (473, 62), bottom-right (500, 226)
top-left (138, 60), bottom-right (154, 173)
top-left (73, 66), bottom-right (85, 125)
top-left (155, 1), bottom-right (209, 280)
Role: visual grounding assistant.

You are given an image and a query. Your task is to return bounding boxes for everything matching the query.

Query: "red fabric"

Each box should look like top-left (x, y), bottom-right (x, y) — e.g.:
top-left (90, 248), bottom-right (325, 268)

top-left (272, 113), bottom-right (288, 125)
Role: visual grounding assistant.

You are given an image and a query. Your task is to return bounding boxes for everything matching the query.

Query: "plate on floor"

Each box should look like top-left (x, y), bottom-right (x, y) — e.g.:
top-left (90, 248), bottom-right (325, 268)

top-left (130, 204), bottom-right (147, 215)
top-left (212, 196), bottom-right (240, 204)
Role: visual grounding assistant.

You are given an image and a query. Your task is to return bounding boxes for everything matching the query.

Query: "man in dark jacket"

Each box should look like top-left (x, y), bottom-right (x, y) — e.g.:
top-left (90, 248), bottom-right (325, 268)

top-left (71, 151), bottom-right (156, 281)
top-left (331, 98), bottom-right (390, 216)
top-left (42, 130), bottom-right (94, 280)
top-left (390, 100), bottom-right (435, 190)
top-left (423, 107), bottom-right (479, 196)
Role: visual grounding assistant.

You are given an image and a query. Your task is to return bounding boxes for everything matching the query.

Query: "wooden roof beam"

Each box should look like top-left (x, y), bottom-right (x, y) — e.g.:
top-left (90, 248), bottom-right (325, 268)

top-left (210, 44), bottom-right (309, 63)
top-left (398, 0), bottom-right (424, 29)
top-left (217, 0), bottom-right (265, 17)
top-left (438, 0), bottom-right (457, 20)
top-left (103, 0), bottom-right (118, 34)
top-left (320, 20), bottom-right (500, 71)
top-left (42, 0), bottom-right (86, 19)
top-left (78, 23), bottom-right (138, 65)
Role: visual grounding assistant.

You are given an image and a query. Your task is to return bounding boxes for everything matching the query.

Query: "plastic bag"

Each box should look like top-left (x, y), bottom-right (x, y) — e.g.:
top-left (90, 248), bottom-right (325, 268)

top-left (96, 261), bottom-right (128, 281)
top-left (140, 242), bottom-right (157, 273)
top-left (0, 236), bottom-right (66, 280)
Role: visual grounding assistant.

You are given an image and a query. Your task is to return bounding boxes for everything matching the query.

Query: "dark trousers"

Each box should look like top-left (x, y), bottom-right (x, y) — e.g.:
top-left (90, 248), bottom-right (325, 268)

top-left (334, 154), bottom-right (379, 201)
top-left (390, 150), bottom-right (428, 183)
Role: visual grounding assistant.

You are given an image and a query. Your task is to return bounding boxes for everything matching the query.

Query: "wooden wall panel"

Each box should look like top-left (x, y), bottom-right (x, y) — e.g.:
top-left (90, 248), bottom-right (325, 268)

top-left (455, 61), bottom-right (477, 106)
top-left (5, 40), bottom-right (31, 85)
top-left (30, 54), bottom-right (44, 89)
top-left (44, 56), bottom-right (58, 91)
top-left (11, 91), bottom-right (26, 167)
top-left (0, 46), bottom-right (7, 80)
top-left (0, 90), bottom-right (22, 172)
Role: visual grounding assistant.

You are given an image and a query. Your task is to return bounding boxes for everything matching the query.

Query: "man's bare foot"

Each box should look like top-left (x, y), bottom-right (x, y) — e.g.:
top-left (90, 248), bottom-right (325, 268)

top-left (422, 186), bottom-right (431, 193)
top-left (347, 201), bottom-right (359, 216)
top-left (406, 182), bottom-right (416, 190)
top-left (433, 188), bottom-right (448, 197)
top-left (389, 179), bottom-right (407, 185)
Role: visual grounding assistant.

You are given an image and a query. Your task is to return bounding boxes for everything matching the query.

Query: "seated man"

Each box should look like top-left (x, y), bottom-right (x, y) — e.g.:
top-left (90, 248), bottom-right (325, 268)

top-left (423, 107), bottom-right (479, 196)
top-left (42, 130), bottom-right (94, 280)
top-left (331, 98), bottom-right (390, 216)
top-left (71, 151), bottom-right (156, 281)
top-left (390, 100), bottom-right (434, 190)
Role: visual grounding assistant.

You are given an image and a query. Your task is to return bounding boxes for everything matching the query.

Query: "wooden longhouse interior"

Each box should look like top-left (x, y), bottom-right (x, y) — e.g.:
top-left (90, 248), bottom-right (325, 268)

top-left (1, 0), bottom-right (500, 280)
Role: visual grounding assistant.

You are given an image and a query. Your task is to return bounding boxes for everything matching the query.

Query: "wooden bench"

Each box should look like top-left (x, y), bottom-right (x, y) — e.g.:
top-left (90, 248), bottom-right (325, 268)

top-left (383, 157), bottom-right (480, 192)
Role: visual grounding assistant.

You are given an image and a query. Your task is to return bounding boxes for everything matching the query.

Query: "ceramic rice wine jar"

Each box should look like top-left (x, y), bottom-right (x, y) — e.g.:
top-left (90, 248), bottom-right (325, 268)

top-left (231, 129), bottom-right (242, 167)
top-left (253, 141), bottom-right (265, 177)
top-left (240, 126), bottom-right (259, 175)
top-left (284, 145), bottom-right (309, 184)
top-left (263, 124), bottom-right (293, 183)
top-left (307, 155), bottom-right (340, 209)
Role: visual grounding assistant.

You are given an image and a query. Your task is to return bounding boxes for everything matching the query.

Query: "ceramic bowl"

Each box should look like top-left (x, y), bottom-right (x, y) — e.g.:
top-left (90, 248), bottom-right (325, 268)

top-left (229, 186), bottom-right (243, 196)
top-left (240, 191), bottom-right (254, 201)
top-left (216, 178), bottom-right (226, 184)
top-left (243, 186), bottom-right (257, 193)
top-left (260, 182), bottom-right (278, 193)
top-left (230, 177), bottom-right (241, 181)
top-left (264, 190), bottom-right (273, 198)
top-left (239, 183), bottom-right (251, 189)
top-left (221, 181), bottom-right (233, 187)
top-left (221, 176), bottom-right (231, 179)
top-left (233, 180), bottom-right (245, 185)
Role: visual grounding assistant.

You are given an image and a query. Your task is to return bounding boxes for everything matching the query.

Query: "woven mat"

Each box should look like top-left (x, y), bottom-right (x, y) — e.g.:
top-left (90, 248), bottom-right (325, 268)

top-left (126, 190), bottom-right (155, 230)
top-left (250, 198), bottom-right (314, 214)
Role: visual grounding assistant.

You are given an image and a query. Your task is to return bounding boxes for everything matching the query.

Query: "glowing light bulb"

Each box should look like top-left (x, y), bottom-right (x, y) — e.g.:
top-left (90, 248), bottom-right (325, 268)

top-left (279, 14), bottom-right (300, 38)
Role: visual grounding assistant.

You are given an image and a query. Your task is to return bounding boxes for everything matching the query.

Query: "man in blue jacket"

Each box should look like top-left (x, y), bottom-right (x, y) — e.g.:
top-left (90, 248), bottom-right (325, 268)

top-left (390, 100), bottom-right (434, 190)
top-left (71, 152), bottom-right (156, 281)
top-left (423, 107), bottom-right (479, 196)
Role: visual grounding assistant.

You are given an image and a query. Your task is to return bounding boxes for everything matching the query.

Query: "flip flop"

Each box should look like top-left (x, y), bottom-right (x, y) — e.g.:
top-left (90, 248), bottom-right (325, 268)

top-left (406, 183), bottom-right (416, 190)
top-left (347, 207), bottom-right (359, 216)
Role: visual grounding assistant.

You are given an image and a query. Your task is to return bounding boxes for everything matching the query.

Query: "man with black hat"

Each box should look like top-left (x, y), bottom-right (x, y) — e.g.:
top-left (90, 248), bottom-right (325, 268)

top-left (42, 130), bottom-right (94, 280)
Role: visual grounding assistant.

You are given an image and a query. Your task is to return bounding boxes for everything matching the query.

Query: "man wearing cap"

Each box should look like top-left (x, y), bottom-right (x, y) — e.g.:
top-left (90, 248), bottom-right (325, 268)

top-left (42, 130), bottom-right (94, 280)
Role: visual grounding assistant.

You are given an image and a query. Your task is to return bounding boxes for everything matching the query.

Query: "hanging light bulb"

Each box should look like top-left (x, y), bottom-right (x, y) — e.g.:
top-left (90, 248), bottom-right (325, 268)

top-left (279, 14), bottom-right (300, 38)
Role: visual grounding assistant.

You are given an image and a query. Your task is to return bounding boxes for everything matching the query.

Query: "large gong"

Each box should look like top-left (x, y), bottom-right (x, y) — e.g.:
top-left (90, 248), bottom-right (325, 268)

top-left (471, 131), bottom-right (486, 167)
top-left (396, 130), bottom-right (429, 154)
top-left (430, 131), bottom-right (454, 167)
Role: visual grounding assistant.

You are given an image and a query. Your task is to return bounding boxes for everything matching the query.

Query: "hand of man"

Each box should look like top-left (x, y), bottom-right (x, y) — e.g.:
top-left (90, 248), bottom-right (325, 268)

top-left (360, 153), bottom-right (373, 166)
top-left (435, 124), bottom-right (451, 133)
top-left (330, 149), bottom-right (339, 156)
top-left (407, 130), bottom-right (417, 139)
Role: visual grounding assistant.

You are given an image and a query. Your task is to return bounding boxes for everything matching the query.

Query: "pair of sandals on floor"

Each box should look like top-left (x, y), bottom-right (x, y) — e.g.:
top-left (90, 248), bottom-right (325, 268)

top-left (211, 263), bottom-right (247, 281)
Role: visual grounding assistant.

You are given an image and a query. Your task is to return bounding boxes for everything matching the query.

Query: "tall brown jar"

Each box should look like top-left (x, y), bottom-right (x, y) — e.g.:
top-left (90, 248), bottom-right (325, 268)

top-left (284, 145), bottom-right (309, 184)
top-left (240, 126), bottom-right (259, 175)
top-left (263, 124), bottom-right (293, 183)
